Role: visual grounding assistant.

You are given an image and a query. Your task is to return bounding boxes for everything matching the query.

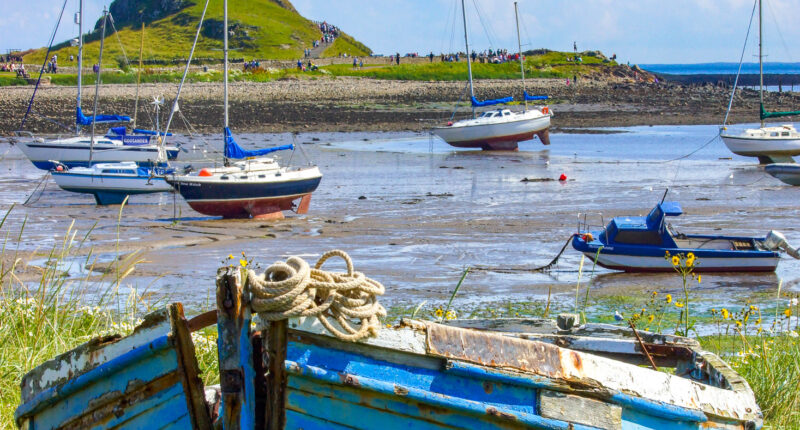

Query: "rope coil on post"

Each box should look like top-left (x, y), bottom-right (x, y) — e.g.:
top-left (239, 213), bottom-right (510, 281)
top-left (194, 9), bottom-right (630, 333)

top-left (248, 250), bottom-right (386, 342)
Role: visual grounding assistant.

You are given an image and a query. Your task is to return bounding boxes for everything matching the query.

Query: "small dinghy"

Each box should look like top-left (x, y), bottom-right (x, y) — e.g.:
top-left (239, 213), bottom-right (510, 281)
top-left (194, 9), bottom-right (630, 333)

top-left (765, 162), bottom-right (800, 186)
top-left (572, 201), bottom-right (800, 272)
top-left (16, 252), bottom-right (762, 429)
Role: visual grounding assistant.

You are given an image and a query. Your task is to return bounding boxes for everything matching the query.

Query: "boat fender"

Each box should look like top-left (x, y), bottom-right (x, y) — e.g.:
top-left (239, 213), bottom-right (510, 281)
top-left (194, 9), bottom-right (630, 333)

top-left (447, 121), bottom-right (453, 126)
top-left (541, 106), bottom-right (550, 114)
top-left (582, 233), bottom-right (593, 242)
top-left (198, 168), bottom-right (212, 177)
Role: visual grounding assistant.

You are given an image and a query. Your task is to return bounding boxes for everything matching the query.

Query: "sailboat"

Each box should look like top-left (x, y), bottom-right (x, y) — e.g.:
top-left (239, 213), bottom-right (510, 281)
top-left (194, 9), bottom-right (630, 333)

top-left (720, 0), bottom-right (800, 164)
top-left (50, 9), bottom-right (173, 205)
top-left (14, 0), bottom-right (179, 170)
top-left (431, 0), bottom-right (551, 151)
top-left (166, 0), bottom-right (322, 219)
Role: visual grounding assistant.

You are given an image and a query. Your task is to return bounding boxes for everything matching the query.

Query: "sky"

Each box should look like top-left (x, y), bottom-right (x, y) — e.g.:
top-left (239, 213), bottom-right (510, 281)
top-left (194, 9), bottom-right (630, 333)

top-left (2, 0), bottom-right (800, 65)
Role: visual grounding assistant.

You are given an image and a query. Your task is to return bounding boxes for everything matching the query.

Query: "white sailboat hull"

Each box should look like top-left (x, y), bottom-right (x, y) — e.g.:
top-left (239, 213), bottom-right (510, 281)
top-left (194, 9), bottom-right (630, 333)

top-left (16, 136), bottom-right (178, 170)
top-left (51, 162), bottom-right (172, 205)
top-left (721, 133), bottom-right (800, 158)
top-left (433, 110), bottom-right (551, 150)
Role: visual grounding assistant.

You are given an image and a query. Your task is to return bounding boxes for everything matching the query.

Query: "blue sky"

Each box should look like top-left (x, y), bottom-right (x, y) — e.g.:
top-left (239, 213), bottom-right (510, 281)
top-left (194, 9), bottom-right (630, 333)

top-left (3, 0), bottom-right (800, 64)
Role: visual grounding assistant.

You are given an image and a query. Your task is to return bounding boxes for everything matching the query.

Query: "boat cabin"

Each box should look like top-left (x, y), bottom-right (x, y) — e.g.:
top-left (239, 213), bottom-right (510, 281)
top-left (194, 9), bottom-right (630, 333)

top-left (477, 109), bottom-right (512, 118)
top-left (600, 202), bottom-right (682, 248)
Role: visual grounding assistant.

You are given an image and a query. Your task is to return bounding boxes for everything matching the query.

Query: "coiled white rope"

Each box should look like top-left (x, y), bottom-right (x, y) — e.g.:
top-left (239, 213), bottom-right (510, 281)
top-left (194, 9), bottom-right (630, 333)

top-left (248, 250), bottom-right (386, 342)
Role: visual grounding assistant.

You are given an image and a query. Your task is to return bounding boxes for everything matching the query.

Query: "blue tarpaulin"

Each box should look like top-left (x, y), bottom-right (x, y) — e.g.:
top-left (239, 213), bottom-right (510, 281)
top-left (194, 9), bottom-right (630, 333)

top-left (470, 96), bottom-right (513, 107)
top-left (76, 107), bottom-right (131, 126)
top-left (223, 127), bottom-right (293, 159)
top-left (523, 91), bottom-right (548, 101)
top-left (133, 129), bottom-right (173, 136)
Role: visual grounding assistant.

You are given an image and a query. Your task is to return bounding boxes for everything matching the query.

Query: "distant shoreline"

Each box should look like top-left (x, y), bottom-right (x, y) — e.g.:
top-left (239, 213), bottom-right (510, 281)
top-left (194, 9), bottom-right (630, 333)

top-left (2, 76), bottom-right (798, 136)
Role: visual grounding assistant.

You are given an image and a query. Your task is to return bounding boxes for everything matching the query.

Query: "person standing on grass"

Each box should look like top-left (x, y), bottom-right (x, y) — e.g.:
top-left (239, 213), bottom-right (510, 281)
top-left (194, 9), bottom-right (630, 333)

top-left (396, 53), bottom-right (400, 65)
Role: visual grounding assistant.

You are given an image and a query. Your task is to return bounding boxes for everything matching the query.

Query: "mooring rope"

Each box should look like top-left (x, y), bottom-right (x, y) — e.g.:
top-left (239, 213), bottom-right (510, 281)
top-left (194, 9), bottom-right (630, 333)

top-left (248, 250), bottom-right (386, 342)
top-left (472, 234), bottom-right (576, 274)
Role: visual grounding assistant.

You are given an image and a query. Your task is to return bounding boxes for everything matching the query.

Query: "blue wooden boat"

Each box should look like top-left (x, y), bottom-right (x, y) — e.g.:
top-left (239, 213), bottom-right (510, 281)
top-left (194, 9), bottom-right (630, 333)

top-left (16, 263), bottom-right (763, 429)
top-left (572, 201), bottom-right (799, 272)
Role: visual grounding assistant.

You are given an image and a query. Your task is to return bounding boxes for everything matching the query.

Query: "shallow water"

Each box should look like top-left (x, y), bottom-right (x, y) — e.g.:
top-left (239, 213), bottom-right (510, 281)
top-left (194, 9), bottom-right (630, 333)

top-left (2, 124), bottom-right (799, 316)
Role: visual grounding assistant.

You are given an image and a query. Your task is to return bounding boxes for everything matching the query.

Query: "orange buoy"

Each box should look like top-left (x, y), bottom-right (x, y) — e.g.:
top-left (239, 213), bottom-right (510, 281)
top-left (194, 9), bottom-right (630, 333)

top-left (542, 106), bottom-right (550, 114)
top-left (198, 168), bottom-right (213, 177)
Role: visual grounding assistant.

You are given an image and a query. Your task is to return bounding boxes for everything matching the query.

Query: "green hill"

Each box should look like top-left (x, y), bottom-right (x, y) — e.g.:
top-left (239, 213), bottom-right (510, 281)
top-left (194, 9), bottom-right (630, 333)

top-left (24, 0), bottom-right (371, 66)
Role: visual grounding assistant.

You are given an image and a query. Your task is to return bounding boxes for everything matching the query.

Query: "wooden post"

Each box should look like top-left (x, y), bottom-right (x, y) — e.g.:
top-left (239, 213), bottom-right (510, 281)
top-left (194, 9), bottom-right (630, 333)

top-left (217, 268), bottom-right (256, 429)
top-left (265, 320), bottom-right (288, 430)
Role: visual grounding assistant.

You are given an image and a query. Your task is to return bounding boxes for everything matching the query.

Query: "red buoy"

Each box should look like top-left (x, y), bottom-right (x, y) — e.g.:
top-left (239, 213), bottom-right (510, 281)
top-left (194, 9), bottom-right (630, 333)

top-left (559, 173), bottom-right (567, 181)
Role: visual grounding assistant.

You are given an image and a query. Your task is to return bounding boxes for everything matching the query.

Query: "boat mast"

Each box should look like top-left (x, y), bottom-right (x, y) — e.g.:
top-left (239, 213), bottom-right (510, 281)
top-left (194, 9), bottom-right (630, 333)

top-left (514, 2), bottom-right (526, 111)
top-left (76, 0), bottom-right (83, 134)
top-left (758, 0), bottom-right (764, 128)
top-left (133, 23), bottom-right (144, 130)
top-left (223, 0), bottom-right (230, 165)
top-left (461, 0), bottom-right (476, 119)
top-left (90, 8), bottom-right (108, 165)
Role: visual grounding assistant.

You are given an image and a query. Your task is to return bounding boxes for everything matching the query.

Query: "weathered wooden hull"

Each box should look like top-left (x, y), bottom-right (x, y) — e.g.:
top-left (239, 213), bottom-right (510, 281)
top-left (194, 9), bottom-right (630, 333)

top-left (15, 304), bottom-right (212, 430)
top-left (17, 287), bottom-right (762, 430)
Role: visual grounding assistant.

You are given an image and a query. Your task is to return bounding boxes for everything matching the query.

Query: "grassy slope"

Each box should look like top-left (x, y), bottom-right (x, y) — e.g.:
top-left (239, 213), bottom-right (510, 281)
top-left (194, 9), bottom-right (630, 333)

top-left (24, 0), bottom-right (370, 66)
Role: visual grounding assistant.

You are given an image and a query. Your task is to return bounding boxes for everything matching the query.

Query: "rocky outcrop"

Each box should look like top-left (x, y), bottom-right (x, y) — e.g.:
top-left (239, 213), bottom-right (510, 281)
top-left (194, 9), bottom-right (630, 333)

top-left (95, 0), bottom-right (192, 29)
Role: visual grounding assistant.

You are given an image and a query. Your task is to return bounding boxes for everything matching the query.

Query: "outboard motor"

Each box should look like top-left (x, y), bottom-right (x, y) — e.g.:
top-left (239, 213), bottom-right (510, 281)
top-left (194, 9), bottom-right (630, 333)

top-left (764, 231), bottom-right (800, 259)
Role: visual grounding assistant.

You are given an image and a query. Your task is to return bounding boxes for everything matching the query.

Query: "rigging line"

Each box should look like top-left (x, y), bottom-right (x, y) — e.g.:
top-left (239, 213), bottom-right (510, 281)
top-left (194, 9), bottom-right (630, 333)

top-left (440, 0), bottom-right (455, 55)
top-left (161, 0), bottom-right (212, 147)
top-left (107, 13), bottom-right (129, 66)
top-left (471, 0), bottom-right (497, 49)
top-left (765, 0), bottom-right (794, 64)
top-left (449, 81), bottom-right (471, 122)
top-left (20, 0), bottom-right (69, 130)
top-left (28, 111), bottom-right (73, 131)
top-left (448, 0), bottom-right (459, 55)
top-left (723, 0), bottom-right (758, 126)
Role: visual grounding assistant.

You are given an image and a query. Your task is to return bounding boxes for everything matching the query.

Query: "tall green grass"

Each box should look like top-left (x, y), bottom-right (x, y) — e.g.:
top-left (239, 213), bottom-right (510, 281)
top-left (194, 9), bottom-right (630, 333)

top-left (0, 204), bottom-right (217, 428)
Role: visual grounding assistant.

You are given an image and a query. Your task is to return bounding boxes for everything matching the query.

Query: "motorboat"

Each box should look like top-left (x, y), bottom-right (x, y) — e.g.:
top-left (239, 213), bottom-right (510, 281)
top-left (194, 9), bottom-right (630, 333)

top-left (572, 201), bottom-right (800, 272)
top-left (765, 162), bottom-right (800, 185)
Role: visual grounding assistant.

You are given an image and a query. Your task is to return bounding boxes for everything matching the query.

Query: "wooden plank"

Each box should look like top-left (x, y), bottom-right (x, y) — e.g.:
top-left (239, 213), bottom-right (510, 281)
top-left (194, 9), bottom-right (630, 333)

top-left (539, 390), bottom-right (621, 430)
top-left (168, 303), bottom-right (213, 430)
top-left (216, 268), bottom-right (255, 430)
top-left (266, 320), bottom-right (288, 430)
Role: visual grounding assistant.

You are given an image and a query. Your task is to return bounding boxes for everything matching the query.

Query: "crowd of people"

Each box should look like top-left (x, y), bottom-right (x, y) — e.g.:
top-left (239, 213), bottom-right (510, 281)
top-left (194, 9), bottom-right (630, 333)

top-left (243, 59), bottom-right (261, 71)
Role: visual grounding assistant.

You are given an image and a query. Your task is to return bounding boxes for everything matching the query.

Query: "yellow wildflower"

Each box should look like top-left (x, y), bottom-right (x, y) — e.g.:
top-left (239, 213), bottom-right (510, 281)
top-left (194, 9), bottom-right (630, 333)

top-left (687, 252), bottom-right (695, 260)
top-left (686, 256), bottom-right (695, 267)
top-left (228, 254), bottom-right (234, 259)
top-left (785, 308), bottom-right (793, 318)
top-left (446, 310), bottom-right (457, 320)
top-left (721, 308), bottom-right (729, 319)
top-left (735, 320), bottom-right (742, 328)
top-left (652, 291), bottom-right (658, 296)
top-left (665, 294), bottom-right (672, 303)
top-left (239, 259), bottom-right (248, 267)
top-left (647, 314), bottom-right (655, 323)
top-left (434, 308), bottom-right (443, 318)
top-left (756, 318), bottom-right (762, 325)
top-left (675, 302), bottom-right (685, 308)
top-left (697, 275), bottom-right (701, 283)
top-left (671, 256), bottom-right (680, 266)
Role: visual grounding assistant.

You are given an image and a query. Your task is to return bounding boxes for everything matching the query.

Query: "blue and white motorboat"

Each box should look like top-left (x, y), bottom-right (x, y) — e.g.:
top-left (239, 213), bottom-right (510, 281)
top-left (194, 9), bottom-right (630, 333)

top-left (765, 162), bottom-right (800, 185)
top-left (572, 201), bottom-right (800, 272)
top-left (51, 161), bottom-right (173, 205)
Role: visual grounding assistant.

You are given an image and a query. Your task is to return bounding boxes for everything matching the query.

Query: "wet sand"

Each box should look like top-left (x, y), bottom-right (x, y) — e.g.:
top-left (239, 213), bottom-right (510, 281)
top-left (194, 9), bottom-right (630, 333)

top-left (2, 125), bottom-right (799, 317)
top-left (3, 77), bottom-right (800, 136)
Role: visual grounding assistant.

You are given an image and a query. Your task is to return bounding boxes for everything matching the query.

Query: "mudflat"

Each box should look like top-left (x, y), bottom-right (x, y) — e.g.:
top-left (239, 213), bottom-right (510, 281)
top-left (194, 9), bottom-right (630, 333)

top-left (3, 76), bottom-right (798, 135)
